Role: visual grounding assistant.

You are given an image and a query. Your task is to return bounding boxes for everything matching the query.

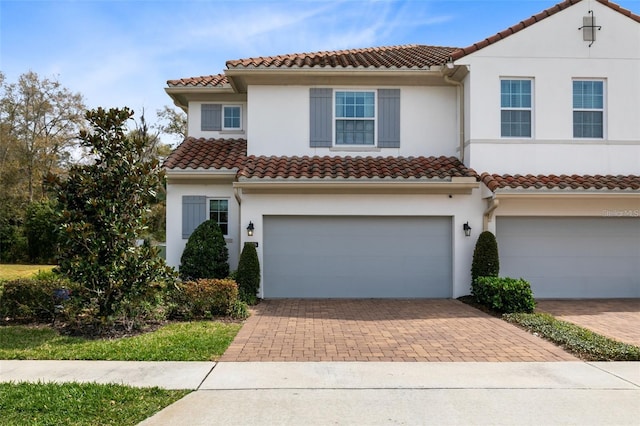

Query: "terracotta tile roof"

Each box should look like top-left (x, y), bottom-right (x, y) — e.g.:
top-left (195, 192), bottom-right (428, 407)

top-left (163, 138), bottom-right (246, 169)
top-left (451, 0), bottom-right (640, 61)
top-left (481, 173), bottom-right (640, 192)
top-left (164, 138), bottom-right (476, 180)
top-left (167, 74), bottom-right (229, 88)
top-left (225, 44), bottom-right (458, 69)
top-left (240, 155), bottom-right (475, 179)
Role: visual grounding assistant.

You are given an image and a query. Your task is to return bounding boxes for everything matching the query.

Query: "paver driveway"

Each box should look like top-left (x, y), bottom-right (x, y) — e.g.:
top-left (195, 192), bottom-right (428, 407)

top-left (537, 299), bottom-right (640, 347)
top-left (221, 299), bottom-right (576, 362)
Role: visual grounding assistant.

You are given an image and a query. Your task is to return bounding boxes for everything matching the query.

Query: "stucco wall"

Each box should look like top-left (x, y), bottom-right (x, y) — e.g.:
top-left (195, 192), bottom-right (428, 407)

top-left (458, 1), bottom-right (640, 175)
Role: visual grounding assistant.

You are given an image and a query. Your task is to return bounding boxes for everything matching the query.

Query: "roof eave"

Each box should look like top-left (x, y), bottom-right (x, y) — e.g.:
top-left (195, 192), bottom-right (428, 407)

top-left (493, 189), bottom-right (640, 198)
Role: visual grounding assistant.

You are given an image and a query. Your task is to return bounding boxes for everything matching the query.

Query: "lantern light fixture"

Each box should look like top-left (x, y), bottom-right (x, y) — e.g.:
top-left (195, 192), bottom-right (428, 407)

top-left (246, 221), bottom-right (254, 237)
top-left (463, 222), bottom-right (472, 237)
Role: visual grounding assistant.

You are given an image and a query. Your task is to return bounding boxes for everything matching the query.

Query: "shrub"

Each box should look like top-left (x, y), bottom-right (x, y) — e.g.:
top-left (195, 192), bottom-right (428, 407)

top-left (180, 219), bottom-right (229, 280)
top-left (236, 242), bottom-right (260, 304)
top-left (473, 276), bottom-right (535, 313)
top-left (228, 299), bottom-right (250, 320)
top-left (471, 231), bottom-right (499, 291)
top-left (0, 277), bottom-right (80, 322)
top-left (168, 278), bottom-right (238, 319)
top-left (24, 199), bottom-right (59, 264)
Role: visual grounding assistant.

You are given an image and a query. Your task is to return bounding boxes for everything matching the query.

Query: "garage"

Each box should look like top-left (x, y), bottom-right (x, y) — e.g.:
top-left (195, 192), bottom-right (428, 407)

top-left (263, 216), bottom-right (452, 298)
top-left (496, 217), bottom-right (640, 298)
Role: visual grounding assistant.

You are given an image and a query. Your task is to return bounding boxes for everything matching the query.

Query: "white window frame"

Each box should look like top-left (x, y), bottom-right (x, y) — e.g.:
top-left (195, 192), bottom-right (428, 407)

top-left (222, 105), bottom-right (242, 131)
top-left (207, 198), bottom-right (229, 236)
top-left (500, 78), bottom-right (534, 139)
top-left (572, 79), bottom-right (605, 139)
top-left (333, 90), bottom-right (377, 146)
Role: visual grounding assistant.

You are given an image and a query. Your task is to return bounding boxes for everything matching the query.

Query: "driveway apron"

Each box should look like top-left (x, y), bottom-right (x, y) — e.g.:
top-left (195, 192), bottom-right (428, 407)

top-left (221, 299), bottom-right (576, 362)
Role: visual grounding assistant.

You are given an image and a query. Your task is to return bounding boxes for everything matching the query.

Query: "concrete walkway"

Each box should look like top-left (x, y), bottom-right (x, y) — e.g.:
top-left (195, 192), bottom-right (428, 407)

top-left (2, 360), bottom-right (639, 425)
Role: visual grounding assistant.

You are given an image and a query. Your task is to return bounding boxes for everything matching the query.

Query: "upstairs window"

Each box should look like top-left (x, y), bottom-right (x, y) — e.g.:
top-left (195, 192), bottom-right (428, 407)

top-left (223, 106), bottom-right (241, 130)
top-left (201, 104), bottom-right (242, 131)
top-left (573, 80), bottom-right (604, 138)
top-left (500, 79), bottom-right (532, 138)
top-left (335, 91), bottom-right (375, 145)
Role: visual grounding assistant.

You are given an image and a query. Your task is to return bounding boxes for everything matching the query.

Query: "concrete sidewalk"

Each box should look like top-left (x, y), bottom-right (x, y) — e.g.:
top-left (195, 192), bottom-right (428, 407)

top-left (2, 360), bottom-right (639, 425)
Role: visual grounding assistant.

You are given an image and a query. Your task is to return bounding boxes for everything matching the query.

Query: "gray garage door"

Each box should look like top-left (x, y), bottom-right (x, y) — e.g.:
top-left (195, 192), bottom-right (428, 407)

top-left (263, 216), bottom-right (452, 298)
top-left (497, 217), bottom-right (640, 298)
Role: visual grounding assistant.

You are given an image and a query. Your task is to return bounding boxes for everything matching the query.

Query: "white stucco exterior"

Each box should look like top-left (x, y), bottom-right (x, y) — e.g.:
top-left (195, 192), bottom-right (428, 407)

top-left (458, 0), bottom-right (640, 174)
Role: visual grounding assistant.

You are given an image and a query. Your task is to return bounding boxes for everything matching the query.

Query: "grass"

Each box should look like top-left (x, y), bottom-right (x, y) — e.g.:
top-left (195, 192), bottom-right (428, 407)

top-left (0, 264), bottom-right (54, 280)
top-left (504, 312), bottom-right (640, 361)
top-left (0, 321), bottom-right (242, 361)
top-left (0, 381), bottom-right (189, 426)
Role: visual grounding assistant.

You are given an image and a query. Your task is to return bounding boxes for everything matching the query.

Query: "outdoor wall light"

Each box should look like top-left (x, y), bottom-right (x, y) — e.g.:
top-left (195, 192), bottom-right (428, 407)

top-left (463, 222), bottom-right (472, 237)
top-left (246, 221), bottom-right (254, 237)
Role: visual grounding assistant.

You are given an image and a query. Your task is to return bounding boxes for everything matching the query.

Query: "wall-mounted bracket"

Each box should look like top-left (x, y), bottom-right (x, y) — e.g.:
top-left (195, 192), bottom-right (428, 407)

top-left (578, 10), bottom-right (602, 47)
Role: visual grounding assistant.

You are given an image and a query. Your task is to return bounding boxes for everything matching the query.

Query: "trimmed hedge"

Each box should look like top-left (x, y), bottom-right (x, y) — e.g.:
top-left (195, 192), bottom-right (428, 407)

top-left (473, 276), bottom-right (535, 313)
top-left (236, 242), bottom-right (260, 304)
top-left (179, 219), bottom-right (229, 280)
top-left (0, 277), bottom-right (81, 322)
top-left (168, 278), bottom-right (239, 319)
top-left (471, 231), bottom-right (499, 286)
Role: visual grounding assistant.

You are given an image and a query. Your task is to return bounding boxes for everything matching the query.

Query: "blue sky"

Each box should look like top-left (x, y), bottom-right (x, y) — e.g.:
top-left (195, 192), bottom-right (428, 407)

top-left (1, 0), bottom-right (638, 143)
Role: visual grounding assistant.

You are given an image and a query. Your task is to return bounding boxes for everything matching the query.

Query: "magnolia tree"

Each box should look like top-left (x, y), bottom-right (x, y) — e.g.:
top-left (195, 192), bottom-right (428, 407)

top-left (48, 107), bottom-right (173, 319)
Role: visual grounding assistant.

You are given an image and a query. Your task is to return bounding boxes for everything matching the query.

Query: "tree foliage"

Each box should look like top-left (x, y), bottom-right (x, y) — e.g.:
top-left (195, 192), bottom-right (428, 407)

top-left (236, 242), bottom-right (261, 304)
top-left (471, 230), bottom-right (500, 286)
top-left (47, 107), bottom-right (174, 319)
top-left (155, 105), bottom-right (187, 140)
top-left (179, 219), bottom-right (229, 280)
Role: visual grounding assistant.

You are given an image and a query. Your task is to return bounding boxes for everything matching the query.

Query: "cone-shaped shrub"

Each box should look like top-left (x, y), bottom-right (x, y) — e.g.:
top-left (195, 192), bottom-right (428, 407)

top-left (471, 230), bottom-right (499, 286)
top-left (180, 219), bottom-right (229, 280)
top-left (236, 242), bottom-right (260, 304)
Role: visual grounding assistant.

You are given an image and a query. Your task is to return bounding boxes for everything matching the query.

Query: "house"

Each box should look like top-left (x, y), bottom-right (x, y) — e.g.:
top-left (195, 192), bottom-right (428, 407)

top-left (164, 0), bottom-right (639, 299)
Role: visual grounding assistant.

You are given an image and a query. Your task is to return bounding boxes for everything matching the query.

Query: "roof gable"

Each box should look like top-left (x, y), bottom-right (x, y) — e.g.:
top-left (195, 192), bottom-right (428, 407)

top-left (450, 0), bottom-right (640, 60)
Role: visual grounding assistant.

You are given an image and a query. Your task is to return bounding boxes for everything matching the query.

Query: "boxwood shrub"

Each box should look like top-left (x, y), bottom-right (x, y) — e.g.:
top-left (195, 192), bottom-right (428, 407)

top-left (168, 278), bottom-right (239, 319)
top-left (473, 276), bottom-right (535, 313)
top-left (0, 277), bottom-right (81, 323)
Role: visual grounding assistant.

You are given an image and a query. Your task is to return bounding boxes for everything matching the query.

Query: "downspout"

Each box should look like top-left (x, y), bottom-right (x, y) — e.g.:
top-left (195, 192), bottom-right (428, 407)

top-left (483, 198), bottom-right (500, 231)
top-left (443, 74), bottom-right (465, 164)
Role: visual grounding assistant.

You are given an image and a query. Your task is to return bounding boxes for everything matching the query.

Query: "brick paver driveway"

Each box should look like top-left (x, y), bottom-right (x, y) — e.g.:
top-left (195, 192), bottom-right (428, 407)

top-left (537, 299), bottom-right (640, 347)
top-left (221, 299), bottom-right (576, 362)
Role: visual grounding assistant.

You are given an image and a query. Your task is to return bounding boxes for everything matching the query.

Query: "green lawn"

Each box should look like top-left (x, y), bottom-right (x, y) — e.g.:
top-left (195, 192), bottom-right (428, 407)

top-left (0, 321), bottom-right (241, 361)
top-left (0, 264), bottom-right (54, 280)
top-left (0, 382), bottom-right (189, 426)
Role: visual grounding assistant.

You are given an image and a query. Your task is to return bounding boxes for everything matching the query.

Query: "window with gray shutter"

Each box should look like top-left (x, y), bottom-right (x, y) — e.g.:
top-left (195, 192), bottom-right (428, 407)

top-left (377, 89), bottom-right (400, 148)
top-left (309, 88), bottom-right (332, 147)
top-left (201, 104), bottom-right (222, 131)
top-left (182, 196), bottom-right (206, 238)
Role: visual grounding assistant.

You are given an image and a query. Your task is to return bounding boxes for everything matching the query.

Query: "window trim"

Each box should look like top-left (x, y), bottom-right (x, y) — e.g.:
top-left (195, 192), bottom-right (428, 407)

top-left (222, 105), bottom-right (242, 131)
top-left (207, 198), bottom-right (229, 236)
top-left (500, 78), bottom-right (534, 139)
top-left (572, 78), bottom-right (605, 139)
top-left (333, 89), bottom-right (377, 147)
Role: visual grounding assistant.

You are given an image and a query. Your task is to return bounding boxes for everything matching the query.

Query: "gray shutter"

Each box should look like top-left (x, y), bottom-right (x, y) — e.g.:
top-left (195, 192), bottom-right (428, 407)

top-left (310, 88), bottom-right (332, 147)
top-left (378, 89), bottom-right (400, 148)
top-left (182, 196), bottom-right (206, 238)
top-left (201, 104), bottom-right (221, 131)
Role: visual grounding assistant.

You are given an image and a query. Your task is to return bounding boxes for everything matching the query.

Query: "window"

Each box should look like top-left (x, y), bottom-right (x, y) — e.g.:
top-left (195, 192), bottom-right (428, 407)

top-left (201, 104), bottom-right (242, 131)
top-left (500, 79), bottom-right (532, 138)
top-left (335, 91), bottom-right (375, 145)
top-left (209, 199), bottom-right (228, 235)
top-left (573, 80), bottom-right (603, 138)
top-left (223, 105), bottom-right (241, 130)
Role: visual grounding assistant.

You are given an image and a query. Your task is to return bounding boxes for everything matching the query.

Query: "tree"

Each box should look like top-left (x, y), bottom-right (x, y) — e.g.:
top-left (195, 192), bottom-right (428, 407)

top-left (24, 199), bottom-right (58, 264)
top-left (471, 230), bottom-right (500, 286)
top-left (48, 107), bottom-right (173, 319)
top-left (156, 105), bottom-right (187, 140)
top-left (1, 71), bottom-right (85, 202)
top-left (180, 219), bottom-right (229, 280)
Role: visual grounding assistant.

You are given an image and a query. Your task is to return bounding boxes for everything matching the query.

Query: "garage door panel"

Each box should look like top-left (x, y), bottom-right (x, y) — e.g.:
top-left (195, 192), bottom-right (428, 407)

top-left (497, 217), bottom-right (640, 298)
top-left (264, 216), bottom-right (452, 298)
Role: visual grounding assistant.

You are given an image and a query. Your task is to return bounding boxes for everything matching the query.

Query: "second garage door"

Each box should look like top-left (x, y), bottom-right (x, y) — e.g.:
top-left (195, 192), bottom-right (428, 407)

top-left (497, 217), bottom-right (640, 298)
top-left (263, 216), bottom-right (452, 298)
